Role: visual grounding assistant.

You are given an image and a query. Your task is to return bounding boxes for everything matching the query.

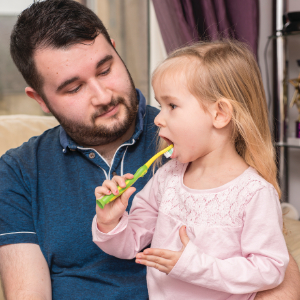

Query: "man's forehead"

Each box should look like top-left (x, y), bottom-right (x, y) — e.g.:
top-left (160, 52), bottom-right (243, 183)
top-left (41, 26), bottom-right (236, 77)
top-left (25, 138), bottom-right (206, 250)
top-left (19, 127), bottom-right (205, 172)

top-left (35, 34), bottom-right (113, 61)
top-left (34, 35), bottom-right (115, 83)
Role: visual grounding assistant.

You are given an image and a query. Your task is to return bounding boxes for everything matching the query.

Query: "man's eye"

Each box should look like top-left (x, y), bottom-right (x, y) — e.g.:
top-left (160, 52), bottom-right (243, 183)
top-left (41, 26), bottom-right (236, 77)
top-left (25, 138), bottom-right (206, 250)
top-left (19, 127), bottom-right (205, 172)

top-left (68, 85), bottom-right (81, 94)
top-left (170, 103), bottom-right (177, 109)
top-left (69, 86), bottom-right (80, 94)
top-left (99, 67), bottom-right (111, 76)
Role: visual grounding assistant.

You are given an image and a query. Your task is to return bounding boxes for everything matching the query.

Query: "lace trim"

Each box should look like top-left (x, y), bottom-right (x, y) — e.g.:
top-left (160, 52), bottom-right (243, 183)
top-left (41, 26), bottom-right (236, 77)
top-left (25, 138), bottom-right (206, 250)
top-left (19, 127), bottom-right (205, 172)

top-left (157, 160), bottom-right (266, 227)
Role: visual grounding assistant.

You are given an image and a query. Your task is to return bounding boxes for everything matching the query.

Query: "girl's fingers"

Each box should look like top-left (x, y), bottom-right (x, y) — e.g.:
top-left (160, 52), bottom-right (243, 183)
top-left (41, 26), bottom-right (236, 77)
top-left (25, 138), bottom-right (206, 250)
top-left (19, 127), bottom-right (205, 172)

top-left (102, 179), bottom-right (120, 195)
top-left (135, 257), bottom-right (170, 274)
top-left (113, 173), bottom-right (134, 189)
top-left (120, 187), bottom-right (136, 207)
top-left (96, 173), bottom-right (135, 198)
top-left (95, 186), bottom-right (111, 198)
top-left (141, 248), bottom-right (173, 259)
top-left (123, 173), bottom-right (134, 179)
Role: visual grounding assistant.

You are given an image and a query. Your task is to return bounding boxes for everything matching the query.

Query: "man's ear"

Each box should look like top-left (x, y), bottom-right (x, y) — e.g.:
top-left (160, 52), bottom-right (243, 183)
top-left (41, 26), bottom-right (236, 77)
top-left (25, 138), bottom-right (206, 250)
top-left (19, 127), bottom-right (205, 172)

top-left (211, 98), bottom-right (233, 129)
top-left (111, 38), bottom-right (116, 48)
top-left (25, 87), bottom-right (51, 114)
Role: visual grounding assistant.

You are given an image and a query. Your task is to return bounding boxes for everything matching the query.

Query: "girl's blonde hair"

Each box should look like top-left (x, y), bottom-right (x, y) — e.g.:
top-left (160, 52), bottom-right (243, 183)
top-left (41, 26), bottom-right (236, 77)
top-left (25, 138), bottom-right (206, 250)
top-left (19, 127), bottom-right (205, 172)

top-left (152, 40), bottom-right (280, 198)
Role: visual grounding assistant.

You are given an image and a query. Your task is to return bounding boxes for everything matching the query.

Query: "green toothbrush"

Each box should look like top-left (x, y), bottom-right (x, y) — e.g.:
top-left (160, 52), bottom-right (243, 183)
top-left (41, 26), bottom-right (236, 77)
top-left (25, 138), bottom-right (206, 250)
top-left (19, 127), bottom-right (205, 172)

top-left (96, 144), bottom-right (173, 209)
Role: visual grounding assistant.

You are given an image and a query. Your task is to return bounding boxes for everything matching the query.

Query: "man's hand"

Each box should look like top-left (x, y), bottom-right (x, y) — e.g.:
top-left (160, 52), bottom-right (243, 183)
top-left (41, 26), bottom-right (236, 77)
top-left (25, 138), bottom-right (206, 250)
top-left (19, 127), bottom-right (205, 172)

top-left (135, 225), bottom-right (189, 274)
top-left (95, 174), bottom-right (136, 233)
top-left (254, 253), bottom-right (300, 300)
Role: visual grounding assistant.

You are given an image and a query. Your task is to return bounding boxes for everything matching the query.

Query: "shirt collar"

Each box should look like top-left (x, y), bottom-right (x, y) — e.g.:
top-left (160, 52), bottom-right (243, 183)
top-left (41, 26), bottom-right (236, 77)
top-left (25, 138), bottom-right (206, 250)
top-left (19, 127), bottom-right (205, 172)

top-left (59, 88), bottom-right (146, 152)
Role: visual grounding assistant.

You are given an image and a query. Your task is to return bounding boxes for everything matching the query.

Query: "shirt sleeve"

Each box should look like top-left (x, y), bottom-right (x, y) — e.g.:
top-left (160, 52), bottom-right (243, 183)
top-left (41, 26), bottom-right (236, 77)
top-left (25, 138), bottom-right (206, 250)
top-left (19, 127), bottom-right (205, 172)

top-left (92, 169), bottom-right (161, 259)
top-left (0, 154), bottom-right (38, 246)
top-left (168, 186), bottom-right (289, 294)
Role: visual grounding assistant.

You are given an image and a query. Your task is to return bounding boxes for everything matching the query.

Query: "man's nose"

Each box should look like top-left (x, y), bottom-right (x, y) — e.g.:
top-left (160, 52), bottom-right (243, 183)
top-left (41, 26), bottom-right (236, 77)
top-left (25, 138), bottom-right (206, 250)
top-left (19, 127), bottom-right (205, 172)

top-left (89, 79), bottom-right (112, 106)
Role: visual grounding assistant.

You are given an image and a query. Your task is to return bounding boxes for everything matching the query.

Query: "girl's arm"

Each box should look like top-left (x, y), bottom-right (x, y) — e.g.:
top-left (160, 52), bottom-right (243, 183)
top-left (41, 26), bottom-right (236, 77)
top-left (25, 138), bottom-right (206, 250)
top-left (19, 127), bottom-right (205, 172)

top-left (139, 186), bottom-right (289, 294)
top-left (164, 186), bottom-right (289, 294)
top-left (92, 173), bottom-right (160, 259)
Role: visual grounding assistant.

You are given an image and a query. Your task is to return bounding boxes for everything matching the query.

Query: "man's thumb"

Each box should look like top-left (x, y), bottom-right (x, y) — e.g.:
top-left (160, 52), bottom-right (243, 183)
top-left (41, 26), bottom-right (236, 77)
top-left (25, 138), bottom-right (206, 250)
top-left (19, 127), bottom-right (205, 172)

top-left (179, 225), bottom-right (189, 248)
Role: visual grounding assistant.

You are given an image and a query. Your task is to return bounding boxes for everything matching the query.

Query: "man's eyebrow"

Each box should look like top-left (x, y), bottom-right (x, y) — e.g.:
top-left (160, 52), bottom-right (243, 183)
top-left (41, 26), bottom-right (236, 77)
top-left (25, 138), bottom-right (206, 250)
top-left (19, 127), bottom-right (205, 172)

top-left (56, 77), bottom-right (79, 92)
top-left (56, 55), bottom-right (113, 93)
top-left (96, 55), bottom-right (113, 69)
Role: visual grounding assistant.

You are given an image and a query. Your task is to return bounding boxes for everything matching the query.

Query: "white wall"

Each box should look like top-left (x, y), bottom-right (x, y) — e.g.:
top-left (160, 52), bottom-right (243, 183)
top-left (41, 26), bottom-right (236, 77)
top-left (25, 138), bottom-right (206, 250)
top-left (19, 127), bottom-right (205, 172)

top-left (258, 0), bottom-right (300, 214)
top-left (0, 1), bottom-right (33, 15)
top-left (149, 0), bottom-right (167, 108)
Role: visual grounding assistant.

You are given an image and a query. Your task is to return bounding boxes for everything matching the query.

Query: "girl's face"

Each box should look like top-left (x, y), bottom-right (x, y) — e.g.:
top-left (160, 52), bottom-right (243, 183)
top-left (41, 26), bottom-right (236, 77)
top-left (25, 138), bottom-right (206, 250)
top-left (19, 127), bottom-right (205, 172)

top-left (153, 73), bottom-right (216, 164)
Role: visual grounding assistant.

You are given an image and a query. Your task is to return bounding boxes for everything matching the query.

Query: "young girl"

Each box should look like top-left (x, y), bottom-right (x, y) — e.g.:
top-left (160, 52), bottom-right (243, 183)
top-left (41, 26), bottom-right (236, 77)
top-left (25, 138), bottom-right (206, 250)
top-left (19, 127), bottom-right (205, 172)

top-left (92, 40), bottom-right (289, 300)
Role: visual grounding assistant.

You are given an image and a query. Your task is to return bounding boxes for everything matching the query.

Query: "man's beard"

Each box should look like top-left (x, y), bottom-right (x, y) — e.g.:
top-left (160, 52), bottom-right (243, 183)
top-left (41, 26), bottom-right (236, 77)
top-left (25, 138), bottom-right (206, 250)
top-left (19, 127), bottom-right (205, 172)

top-left (47, 87), bottom-right (139, 147)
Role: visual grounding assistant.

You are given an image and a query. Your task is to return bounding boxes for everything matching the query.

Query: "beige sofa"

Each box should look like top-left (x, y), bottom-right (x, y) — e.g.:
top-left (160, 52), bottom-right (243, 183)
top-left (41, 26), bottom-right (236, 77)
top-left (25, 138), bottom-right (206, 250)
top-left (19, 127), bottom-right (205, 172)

top-left (0, 114), bottom-right (299, 299)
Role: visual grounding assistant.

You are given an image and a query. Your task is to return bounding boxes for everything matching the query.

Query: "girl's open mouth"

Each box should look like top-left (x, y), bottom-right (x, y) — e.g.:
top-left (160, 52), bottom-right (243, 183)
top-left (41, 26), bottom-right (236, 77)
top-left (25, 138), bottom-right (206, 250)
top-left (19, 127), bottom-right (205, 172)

top-left (159, 136), bottom-right (175, 158)
top-left (160, 136), bottom-right (173, 146)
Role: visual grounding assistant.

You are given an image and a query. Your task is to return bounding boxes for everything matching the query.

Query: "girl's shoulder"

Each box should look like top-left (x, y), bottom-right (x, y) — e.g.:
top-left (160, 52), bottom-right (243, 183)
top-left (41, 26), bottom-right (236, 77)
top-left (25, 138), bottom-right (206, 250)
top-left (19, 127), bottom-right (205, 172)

top-left (243, 167), bottom-right (277, 191)
top-left (235, 167), bottom-right (279, 203)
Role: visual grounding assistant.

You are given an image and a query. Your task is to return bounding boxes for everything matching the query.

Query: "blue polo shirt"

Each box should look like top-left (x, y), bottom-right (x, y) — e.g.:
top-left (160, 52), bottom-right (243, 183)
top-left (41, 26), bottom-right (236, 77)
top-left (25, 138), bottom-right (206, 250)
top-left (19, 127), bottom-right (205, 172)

top-left (0, 90), bottom-right (160, 299)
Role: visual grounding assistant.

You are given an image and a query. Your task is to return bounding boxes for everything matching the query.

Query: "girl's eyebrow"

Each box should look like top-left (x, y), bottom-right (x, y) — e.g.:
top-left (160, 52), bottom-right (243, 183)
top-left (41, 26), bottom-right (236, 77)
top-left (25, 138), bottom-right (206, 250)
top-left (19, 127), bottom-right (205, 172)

top-left (161, 95), bottom-right (177, 101)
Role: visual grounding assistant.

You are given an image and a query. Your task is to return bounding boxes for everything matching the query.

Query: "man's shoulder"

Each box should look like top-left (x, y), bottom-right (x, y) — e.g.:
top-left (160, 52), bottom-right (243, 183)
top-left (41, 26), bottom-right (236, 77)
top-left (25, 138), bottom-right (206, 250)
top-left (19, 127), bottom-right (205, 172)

top-left (145, 105), bottom-right (159, 120)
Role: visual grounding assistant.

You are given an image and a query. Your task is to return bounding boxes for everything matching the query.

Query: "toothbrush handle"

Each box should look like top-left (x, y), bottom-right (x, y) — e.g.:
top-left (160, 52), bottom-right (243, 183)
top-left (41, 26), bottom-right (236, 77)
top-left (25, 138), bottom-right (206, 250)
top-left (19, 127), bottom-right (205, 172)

top-left (96, 165), bottom-right (148, 209)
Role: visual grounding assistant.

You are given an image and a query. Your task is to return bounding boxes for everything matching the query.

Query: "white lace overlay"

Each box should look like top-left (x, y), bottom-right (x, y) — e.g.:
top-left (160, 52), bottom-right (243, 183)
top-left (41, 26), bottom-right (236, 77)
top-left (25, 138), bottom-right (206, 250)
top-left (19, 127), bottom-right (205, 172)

top-left (157, 160), bottom-right (267, 228)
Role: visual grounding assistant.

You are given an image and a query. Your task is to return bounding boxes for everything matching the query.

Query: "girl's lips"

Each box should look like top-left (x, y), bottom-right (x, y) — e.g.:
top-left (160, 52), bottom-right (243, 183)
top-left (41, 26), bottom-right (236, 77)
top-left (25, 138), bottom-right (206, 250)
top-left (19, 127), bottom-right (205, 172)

top-left (160, 136), bottom-right (173, 146)
top-left (170, 146), bottom-right (176, 159)
top-left (159, 136), bottom-right (176, 158)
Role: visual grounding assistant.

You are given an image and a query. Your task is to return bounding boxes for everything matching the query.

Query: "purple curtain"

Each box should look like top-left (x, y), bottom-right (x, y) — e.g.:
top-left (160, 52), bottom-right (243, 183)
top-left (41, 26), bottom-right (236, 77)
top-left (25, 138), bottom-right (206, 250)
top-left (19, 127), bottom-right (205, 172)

top-left (152, 0), bottom-right (198, 54)
top-left (152, 0), bottom-right (259, 58)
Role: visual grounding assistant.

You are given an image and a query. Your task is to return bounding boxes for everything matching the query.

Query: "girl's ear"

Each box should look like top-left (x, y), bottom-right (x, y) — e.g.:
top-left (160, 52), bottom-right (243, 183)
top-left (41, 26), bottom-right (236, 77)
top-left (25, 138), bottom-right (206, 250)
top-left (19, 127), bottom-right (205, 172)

top-left (211, 98), bottom-right (233, 129)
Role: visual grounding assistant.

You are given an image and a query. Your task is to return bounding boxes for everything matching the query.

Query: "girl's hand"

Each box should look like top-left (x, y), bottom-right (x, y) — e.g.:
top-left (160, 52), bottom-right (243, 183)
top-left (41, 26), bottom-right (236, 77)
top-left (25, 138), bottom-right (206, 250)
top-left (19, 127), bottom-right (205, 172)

top-left (95, 173), bottom-right (135, 233)
top-left (135, 226), bottom-right (190, 274)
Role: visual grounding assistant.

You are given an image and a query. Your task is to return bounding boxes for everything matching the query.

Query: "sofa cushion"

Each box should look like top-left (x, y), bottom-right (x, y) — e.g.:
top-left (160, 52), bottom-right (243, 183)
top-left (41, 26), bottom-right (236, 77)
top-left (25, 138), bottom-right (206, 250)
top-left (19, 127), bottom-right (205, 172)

top-left (284, 217), bottom-right (300, 270)
top-left (0, 114), bottom-right (59, 156)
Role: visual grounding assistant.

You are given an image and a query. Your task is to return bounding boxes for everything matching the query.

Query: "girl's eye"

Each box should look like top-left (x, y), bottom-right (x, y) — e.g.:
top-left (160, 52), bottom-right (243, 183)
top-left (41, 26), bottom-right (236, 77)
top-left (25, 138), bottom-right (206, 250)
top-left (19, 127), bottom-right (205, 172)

top-left (170, 103), bottom-right (177, 109)
top-left (68, 85), bottom-right (81, 94)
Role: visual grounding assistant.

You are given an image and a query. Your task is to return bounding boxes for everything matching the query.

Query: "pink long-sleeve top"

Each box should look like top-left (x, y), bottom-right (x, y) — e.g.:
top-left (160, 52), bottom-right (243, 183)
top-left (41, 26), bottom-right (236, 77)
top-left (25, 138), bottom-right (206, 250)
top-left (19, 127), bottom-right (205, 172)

top-left (92, 160), bottom-right (289, 300)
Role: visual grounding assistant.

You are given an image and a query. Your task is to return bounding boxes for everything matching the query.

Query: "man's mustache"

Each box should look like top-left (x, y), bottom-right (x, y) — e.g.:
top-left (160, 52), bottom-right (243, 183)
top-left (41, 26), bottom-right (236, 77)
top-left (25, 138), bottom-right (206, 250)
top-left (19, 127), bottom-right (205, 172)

top-left (91, 97), bottom-right (126, 122)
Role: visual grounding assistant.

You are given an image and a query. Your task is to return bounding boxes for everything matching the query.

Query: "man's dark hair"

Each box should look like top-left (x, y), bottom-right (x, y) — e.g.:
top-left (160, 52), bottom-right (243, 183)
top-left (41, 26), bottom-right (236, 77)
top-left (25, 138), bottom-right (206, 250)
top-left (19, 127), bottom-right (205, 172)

top-left (10, 0), bottom-right (113, 97)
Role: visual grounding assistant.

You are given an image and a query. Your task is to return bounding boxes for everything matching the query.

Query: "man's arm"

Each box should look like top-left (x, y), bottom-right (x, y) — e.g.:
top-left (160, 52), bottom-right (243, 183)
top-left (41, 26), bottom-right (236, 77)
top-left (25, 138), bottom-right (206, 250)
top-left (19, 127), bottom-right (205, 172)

top-left (255, 253), bottom-right (300, 300)
top-left (0, 243), bottom-right (51, 300)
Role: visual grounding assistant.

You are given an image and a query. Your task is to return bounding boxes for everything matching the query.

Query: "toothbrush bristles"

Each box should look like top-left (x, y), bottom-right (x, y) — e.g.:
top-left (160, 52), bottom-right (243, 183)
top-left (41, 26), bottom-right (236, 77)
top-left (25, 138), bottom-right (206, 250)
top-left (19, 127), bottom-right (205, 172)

top-left (164, 148), bottom-right (173, 158)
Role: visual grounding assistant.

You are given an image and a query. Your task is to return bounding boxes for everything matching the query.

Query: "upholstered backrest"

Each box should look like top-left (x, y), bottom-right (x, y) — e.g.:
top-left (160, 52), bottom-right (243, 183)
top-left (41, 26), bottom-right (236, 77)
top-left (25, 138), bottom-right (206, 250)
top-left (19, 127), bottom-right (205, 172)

top-left (0, 114), bottom-right (58, 300)
top-left (0, 114), bottom-right (59, 156)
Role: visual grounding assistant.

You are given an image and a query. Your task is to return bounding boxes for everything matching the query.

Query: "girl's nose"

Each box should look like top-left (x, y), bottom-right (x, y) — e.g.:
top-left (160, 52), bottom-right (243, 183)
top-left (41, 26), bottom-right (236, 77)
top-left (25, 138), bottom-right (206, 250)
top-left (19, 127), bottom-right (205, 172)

top-left (154, 112), bottom-right (166, 127)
